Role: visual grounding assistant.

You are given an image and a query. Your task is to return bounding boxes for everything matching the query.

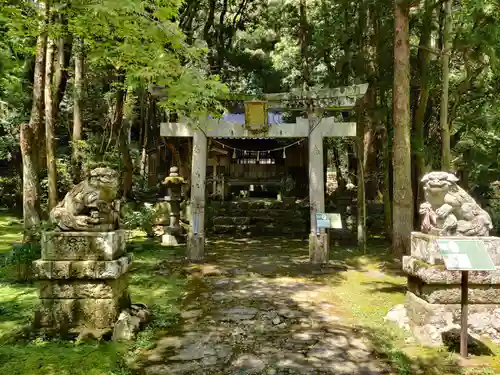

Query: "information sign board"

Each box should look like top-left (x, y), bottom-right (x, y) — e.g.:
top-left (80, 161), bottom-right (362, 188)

top-left (316, 213), bottom-right (342, 230)
top-left (436, 239), bottom-right (496, 271)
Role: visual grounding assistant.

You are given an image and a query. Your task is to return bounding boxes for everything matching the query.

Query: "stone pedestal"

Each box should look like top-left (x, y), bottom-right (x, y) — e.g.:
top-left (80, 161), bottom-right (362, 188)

top-left (402, 232), bottom-right (500, 345)
top-left (33, 230), bottom-right (132, 332)
top-left (309, 231), bottom-right (328, 265)
top-left (187, 232), bottom-right (205, 262)
top-left (162, 232), bottom-right (182, 246)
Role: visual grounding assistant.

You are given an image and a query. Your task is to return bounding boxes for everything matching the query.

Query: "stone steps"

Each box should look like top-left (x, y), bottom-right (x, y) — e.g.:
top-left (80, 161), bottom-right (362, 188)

top-left (213, 216), bottom-right (305, 226)
top-left (214, 208), bottom-right (299, 217)
top-left (213, 224), bottom-right (302, 235)
top-left (207, 201), bottom-right (308, 236)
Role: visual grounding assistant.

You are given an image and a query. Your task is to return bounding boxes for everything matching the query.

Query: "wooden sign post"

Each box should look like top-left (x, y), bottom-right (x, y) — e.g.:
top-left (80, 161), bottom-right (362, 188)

top-left (436, 239), bottom-right (496, 358)
top-left (314, 213), bottom-right (342, 265)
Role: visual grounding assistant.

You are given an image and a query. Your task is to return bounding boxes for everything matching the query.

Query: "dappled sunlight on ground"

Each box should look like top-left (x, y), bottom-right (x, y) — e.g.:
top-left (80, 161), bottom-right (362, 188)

top-left (0, 213), bottom-right (498, 374)
top-left (132, 236), bottom-right (492, 375)
top-left (0, 214), bottom-right (23, 255)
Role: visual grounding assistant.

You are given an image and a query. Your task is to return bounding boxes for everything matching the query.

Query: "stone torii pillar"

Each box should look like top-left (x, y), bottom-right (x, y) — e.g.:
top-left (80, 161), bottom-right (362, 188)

top-left (187, 128), bottom-right (207, 260)
top-left (308, 114), bottom-right (328, 264)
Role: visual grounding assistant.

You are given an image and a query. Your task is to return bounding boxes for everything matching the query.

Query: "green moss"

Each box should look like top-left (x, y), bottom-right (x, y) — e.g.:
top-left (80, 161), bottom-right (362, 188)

top-left (323, 244), bottom-right (500, 375)
top-left (414, 259), bottom-right (433, 268)
top-left (0, 214), bottom-right (23, 255)
top-left (413, 259), bottom-right (446, 271)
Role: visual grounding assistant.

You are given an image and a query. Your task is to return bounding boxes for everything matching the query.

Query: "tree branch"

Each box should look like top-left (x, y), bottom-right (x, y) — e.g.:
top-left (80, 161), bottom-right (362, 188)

top-left (410, 44), bottom-right (441, 55)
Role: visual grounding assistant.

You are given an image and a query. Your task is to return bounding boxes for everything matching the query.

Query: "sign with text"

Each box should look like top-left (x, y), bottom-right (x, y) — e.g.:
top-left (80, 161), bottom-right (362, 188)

top-left (316, 213), bottom-right (342, 230)
top-left (436, 239), bottom-right (496, 271)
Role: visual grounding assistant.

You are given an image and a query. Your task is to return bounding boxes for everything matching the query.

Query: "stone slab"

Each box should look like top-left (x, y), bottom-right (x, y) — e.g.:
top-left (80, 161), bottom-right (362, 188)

top-left (408, 276), bottom-right (500, 304)
top-left (403, 255), bottom-right (500, 284)
top-left (33, 254), bottom-right (132, 280)
top-left (38, 276), bottom-right (128, 299)
top-left (41, 230), bottom-right (126, 261)
top-left (405, 291), bottom-right (500, 327)
top-left (411, 232), bottom-right (500, 265)
top-left (35, 293), bottom-right (130, 329)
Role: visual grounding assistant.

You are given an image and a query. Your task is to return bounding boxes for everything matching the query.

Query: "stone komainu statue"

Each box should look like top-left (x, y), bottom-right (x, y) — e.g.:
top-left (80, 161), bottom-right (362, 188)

top-left (419, 171), bottom-right (493, 237)
top-left (50, 167), bottom-right (120, 232)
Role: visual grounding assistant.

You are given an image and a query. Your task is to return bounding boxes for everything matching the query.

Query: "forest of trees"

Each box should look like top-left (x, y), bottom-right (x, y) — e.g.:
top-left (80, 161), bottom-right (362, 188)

top-left (0, 0), bottom-right (499, 256)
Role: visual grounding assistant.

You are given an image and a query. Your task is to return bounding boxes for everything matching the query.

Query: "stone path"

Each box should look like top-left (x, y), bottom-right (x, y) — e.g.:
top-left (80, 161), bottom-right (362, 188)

top-left (135, 238), bottom-right (390, 375)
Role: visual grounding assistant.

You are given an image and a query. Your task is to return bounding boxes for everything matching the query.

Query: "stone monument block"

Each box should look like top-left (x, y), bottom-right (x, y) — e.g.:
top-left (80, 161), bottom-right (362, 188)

top-left (41, 230), bottom-right (126, 261)
top-left (38, 278), bottom-right (129, 299)
top-left (36, 296), bottom-right (129, 329)
top-left (33, 253), bottom-right (132, 280)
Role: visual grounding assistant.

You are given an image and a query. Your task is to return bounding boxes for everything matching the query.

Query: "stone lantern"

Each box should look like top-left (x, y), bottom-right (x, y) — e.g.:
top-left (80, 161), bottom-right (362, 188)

top-left (162, 166), bottom-right (186, 246)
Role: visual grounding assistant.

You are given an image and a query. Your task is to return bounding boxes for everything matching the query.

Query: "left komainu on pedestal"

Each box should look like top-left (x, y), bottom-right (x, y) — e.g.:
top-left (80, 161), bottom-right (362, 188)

top-left (32, 168), bottom-right (132, 334)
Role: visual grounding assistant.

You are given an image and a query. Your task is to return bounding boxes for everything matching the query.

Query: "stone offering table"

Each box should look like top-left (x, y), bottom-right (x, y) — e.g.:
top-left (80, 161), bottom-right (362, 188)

top-left (33, 230), bottom-right (132, 332)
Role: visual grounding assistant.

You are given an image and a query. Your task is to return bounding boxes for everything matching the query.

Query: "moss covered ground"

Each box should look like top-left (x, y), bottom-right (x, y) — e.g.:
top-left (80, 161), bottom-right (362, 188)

top-left (0, 212), bottom-right (498, 374)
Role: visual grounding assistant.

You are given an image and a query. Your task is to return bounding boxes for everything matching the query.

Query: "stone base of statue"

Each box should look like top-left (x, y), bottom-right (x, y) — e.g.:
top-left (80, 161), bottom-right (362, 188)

top-left (162, 229), bottom-right (184, 247)
top-left (33, 230), bottom-right (132, 333)
top-left (397, 232), bottom-right (500, 346)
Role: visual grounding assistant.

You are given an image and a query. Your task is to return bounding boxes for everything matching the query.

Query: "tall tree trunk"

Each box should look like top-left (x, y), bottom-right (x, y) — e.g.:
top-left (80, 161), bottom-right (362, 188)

top-left (298, 0), bottom-right (313, 89)
top-left (72, 36), bottom-right (84, 182)
top-left (147, 97), bottom-right (159, 187)
top-left (139, 88), bottom-right (148, 178)
top-left (362, 1), bottom-right (378, 180)
top-left (21, 14), bottom-right (48, 238)
top-left (382, 89), bottom-right (392, 240)
top-left (440, 0), bottom-right (452, 171)
top-left (392, 0), bottom-right (413, 256)
top-left (413, 0), bottom-right (434, 226)
top-left (119, 119), bottom-right (133, 199)
top-left (45, 35), bottom-right (58, 211)
top-left (332, 144), bottom-right (345, 191)
top-left (111, 83), bottom-right (132, 198)
top-left (53, 15), bottom-right (71, 120)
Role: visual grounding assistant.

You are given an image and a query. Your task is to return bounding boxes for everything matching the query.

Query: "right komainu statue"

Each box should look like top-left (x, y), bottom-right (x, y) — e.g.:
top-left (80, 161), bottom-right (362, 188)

top-left (419, 171), bottom-right (493, 236)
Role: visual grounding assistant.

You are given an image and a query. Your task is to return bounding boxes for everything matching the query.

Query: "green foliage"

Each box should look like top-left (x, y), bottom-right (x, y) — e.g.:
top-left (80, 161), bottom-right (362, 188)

top-left (66, 0), bottom-right (227, 116)
top-left (3, 242), bottom-right (40, 267)
top-left (121, 202), bottom-right (162, 236)
top-left (0, 175), bottom-right (21, 209)
top-left (72, 137), bottom-right (122, 175)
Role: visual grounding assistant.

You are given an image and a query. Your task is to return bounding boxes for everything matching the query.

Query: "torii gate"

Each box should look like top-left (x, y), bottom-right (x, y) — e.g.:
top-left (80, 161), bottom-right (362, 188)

top-left (159, 84), bottom-right (368, 264)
